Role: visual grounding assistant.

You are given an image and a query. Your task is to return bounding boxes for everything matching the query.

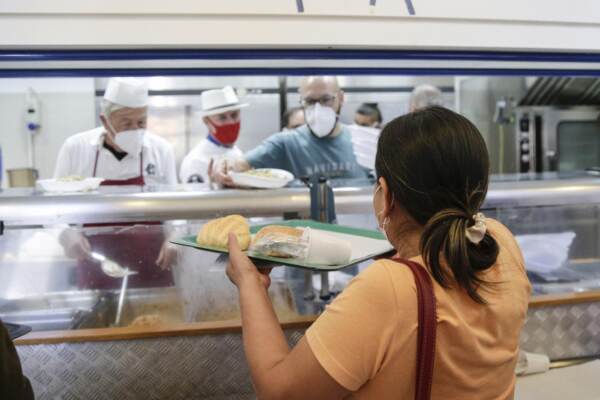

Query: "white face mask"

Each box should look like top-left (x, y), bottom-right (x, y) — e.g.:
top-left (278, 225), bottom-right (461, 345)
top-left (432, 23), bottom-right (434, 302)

top-left (374, 185), bottom-right (392, 243)
top-left (104, 118), bottom-right (144, 155)
top-left (377, 212), bottom-right (390, 243)
top-left (350, 123), bottom-right (381, 136)
top-left (305, 103), bottom-right (338, 138)
top-left (113, 129), bottom-right (144, 155)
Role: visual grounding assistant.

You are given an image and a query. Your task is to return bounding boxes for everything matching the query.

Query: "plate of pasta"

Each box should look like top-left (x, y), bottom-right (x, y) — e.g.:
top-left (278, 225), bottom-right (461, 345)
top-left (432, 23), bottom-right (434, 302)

top-left (229, 168), bottom-right (294, 189)
top-left (37, 176), bottom-right (104, 193)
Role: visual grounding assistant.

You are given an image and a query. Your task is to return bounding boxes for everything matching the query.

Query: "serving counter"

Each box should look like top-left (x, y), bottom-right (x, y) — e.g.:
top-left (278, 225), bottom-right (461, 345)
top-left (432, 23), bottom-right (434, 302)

top-left (1, 177), bottom-right (600, 399)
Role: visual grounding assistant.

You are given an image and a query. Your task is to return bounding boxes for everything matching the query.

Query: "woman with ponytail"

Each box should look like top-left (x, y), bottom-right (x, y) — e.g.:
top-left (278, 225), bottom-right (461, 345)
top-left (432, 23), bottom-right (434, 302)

top-left (225, 106), bottom-right (531, 399)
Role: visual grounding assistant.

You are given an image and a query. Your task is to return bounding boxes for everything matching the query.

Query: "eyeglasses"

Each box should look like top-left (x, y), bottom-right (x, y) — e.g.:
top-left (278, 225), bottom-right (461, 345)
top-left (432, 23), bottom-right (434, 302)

top-left (300, 93), bottom-right (337, 108)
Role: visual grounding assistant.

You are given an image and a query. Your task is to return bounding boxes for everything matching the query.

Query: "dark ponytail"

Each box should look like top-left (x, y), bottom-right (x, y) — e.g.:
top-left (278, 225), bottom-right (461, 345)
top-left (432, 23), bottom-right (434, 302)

top-left (375, 106), bottom-right (499, 304)
top-left (421, 209), bottom-right (499, 304)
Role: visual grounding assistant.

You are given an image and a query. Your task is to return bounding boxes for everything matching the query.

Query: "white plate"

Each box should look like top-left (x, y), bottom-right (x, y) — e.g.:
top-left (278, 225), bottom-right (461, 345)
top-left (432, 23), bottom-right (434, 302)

top-left (37, 177), bottom-right (104, 193)
top-left (229, 168), bottom-right (294, 189)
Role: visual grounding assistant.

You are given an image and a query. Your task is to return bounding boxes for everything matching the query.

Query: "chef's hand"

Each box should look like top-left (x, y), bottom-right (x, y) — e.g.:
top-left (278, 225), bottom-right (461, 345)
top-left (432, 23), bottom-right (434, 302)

top-left (226, 233), bottom-right (272, 290)
top-left (208, 158), bottom-right (235, 188)
top-left (156, 241), bottom-right (178, 271)
top-left (59, 228), bottom-right (92, 261)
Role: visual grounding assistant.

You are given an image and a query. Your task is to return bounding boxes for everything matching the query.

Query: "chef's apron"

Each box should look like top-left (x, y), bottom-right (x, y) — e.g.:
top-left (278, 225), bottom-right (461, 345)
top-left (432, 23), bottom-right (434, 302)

top-left (76, 149), bottom-right (174, 290)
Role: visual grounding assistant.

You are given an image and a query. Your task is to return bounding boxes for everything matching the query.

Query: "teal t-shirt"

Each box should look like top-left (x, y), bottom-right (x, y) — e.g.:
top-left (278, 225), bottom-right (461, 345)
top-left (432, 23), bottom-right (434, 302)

top-left (245, 125), bottom-right (368, 180)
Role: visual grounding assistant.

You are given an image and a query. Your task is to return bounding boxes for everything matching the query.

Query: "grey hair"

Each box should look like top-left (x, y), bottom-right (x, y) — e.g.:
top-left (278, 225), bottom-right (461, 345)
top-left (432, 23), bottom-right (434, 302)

top-left (409, 84), bottom-right (444, 112)
top-left (101, 99), bottom-right (126, 118)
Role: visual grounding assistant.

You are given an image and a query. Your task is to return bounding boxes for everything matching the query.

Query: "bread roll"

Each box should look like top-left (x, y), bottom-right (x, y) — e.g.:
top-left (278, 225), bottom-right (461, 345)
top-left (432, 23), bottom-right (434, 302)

top-left (197, 214), bottom-right (251, 250)
top-left (251, 225), bottom-right (303, 257)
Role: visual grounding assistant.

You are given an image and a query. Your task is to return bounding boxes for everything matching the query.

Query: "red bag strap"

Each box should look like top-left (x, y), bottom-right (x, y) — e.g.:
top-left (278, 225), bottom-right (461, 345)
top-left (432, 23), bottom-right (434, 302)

top-left (395, 258), bottom-right (437, 400)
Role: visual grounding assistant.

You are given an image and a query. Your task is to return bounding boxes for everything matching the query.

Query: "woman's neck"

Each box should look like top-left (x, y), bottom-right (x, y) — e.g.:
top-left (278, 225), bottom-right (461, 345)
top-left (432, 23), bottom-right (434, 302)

top-left (390, 225), bottom-right (423, 259)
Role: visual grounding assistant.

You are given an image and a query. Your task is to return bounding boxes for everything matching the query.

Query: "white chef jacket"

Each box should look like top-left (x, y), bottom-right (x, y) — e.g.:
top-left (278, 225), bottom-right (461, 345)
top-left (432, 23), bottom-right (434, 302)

top-left (179, 137), bottom-right (244, 184)
top-left (53, 127), bottom-right (177, 185)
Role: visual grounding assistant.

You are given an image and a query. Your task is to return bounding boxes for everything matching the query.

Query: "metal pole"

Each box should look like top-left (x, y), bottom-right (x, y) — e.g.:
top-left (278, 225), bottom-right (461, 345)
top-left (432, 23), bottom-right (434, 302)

top-left (278, 76), bottom-right (288, 130)
top-left (303, 175), bottom-right (317, 301)
top-left (184, 104), bottom-right (192, 156)
top-left (114, 272), bottom-right (130, 326)
top-left (318, 177), bottom-right (331, 300)
top-left (303, 270), bottom-right (315, 300)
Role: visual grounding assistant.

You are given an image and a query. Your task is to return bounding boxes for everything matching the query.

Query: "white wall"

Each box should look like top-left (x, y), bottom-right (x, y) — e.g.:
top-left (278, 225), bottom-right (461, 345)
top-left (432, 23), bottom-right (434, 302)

top-left (1, 0), bottom-right (599, 51)
top-left (1, 0), bottom-right (598, 23)
top-left (0, 78), bottom-right (96, 187)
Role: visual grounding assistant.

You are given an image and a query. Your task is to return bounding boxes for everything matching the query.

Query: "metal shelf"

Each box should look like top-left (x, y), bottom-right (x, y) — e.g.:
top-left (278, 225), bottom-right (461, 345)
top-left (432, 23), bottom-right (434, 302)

top-left (2, 177), bottom-right (600, 227)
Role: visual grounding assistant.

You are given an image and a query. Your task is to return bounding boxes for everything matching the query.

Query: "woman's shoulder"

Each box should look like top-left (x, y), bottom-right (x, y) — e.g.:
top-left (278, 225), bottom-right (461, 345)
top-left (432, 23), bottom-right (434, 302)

top-left (486, 217), bottom-right (512, 238)
top-left (363, 259), bottom-right (418, 282)
top-left (356, 259), bottom-right (421, 305)
top-left (486, 218), bottom-right (524, 260)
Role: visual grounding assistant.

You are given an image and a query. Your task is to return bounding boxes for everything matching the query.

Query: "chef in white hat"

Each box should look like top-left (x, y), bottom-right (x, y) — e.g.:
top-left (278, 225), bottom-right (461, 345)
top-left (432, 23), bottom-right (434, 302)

top-left (54, 77), bottom-right (177, 185)
top-left (54, 78), bottom-right (178, 285)
top-left (179, 86), bottom-right (248, 184)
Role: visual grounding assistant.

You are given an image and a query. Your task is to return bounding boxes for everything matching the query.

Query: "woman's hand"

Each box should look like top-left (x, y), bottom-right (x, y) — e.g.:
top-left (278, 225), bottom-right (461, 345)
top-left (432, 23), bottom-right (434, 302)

top-left (226, 233), bottom-right (272, 290)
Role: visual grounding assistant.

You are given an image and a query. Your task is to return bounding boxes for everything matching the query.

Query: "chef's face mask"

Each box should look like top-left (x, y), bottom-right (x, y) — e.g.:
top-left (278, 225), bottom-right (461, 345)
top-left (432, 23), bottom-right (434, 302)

top-left (114, 129), bottom-right (144, 155)
top-left (207, 119), bottom-right (241, 147)
top-left (304, 103), bottom-right (338, 138)
top-left (104, 119), bottom-right (144, 155)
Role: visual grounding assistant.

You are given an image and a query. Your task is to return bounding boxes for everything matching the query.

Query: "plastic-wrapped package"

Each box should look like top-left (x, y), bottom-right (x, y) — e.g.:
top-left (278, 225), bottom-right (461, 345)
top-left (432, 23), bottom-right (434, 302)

top-left (249, 226), bottom-right (309, 259)
top-left (249, 226), bottom-right (352, 265)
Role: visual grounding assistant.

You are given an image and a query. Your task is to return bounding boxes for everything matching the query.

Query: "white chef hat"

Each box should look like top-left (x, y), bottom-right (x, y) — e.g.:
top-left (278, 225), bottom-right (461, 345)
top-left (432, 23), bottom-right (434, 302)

top-left (103, 77), bottom-right (149, 109)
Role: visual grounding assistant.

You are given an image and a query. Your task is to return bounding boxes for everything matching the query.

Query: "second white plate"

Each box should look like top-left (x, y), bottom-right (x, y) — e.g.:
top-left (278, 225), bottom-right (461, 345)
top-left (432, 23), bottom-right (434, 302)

top-left (37, 177), bottom-right (104, 193)
top-left (229, 168), bottom-right (294, 189)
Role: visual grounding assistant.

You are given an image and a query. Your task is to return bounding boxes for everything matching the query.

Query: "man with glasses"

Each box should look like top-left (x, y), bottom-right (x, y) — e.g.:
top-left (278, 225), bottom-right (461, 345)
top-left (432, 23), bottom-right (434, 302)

top-left (211, 76), bottom-right (367, 186)
top-left (180, 86), bottom-right (248, 184)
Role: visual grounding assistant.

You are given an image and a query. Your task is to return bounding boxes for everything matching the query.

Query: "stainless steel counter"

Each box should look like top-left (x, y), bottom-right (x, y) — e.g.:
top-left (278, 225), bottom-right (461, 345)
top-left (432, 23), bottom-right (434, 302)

top-left (2, 178), bottom-right (600, 226)
top-left (0, 185), bottom-right (311, 226)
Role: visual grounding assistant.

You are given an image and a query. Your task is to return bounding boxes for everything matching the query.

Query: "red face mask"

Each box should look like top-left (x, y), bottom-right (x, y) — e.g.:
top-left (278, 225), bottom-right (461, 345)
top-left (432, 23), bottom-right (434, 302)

top-left (208, 120), bottom-right (240, 146)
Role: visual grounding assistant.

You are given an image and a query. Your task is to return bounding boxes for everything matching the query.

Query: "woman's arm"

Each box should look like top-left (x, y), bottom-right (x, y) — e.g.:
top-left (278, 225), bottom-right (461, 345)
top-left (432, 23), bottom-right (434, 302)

top-left (0, 321), bottom-right (34, 400)
top-left (227, 234), bottom-right (350, 400)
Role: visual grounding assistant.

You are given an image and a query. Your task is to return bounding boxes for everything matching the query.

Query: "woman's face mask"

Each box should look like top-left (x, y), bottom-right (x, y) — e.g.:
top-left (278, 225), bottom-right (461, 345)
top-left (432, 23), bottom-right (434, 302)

top-left (304, 103), bottom-right (338, 138)
top-left (373, 183), bottom-right (391, 243)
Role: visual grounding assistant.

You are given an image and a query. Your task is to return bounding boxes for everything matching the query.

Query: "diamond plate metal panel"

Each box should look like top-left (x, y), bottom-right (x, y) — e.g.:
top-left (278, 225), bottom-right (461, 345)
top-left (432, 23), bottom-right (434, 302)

top-left (18, 302), bottom-right (598, 398)
top-left (520, 302), bottom-right (600, 360)
top-left (17, 329), bottom-right (305, 400)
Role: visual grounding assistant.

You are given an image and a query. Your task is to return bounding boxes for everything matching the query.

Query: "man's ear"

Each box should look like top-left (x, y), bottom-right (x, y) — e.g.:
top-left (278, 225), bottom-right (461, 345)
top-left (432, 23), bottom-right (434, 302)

top-left (337, 90), bottom-right (345, 108)
top-left (99, 114), bottom-right (111, 135)
top-left (204, 116), bottom-right (216, 133)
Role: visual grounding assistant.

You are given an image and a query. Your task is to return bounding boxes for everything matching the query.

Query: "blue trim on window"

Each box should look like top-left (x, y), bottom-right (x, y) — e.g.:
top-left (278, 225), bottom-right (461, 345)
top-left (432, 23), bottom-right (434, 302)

top-left (1, 68), bottom-right (600, 78)
top-left (1, 49), bottom-right (600, 63)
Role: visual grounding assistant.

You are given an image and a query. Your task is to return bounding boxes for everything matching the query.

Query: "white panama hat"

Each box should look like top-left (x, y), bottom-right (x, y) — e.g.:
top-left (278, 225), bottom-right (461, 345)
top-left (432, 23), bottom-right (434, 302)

top-left (200, 86), bottom-right (248, 117)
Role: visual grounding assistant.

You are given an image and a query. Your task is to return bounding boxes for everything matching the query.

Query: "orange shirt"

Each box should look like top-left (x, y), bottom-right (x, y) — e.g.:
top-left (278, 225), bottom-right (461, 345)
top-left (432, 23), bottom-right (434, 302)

top-left (306, 219), bottom-right (531, 399)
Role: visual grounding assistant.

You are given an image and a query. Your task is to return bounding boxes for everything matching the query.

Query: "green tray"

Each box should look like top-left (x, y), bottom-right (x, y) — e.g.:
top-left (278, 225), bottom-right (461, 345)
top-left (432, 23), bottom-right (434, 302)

top-left (170, 219), bottom-right (394, 271)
